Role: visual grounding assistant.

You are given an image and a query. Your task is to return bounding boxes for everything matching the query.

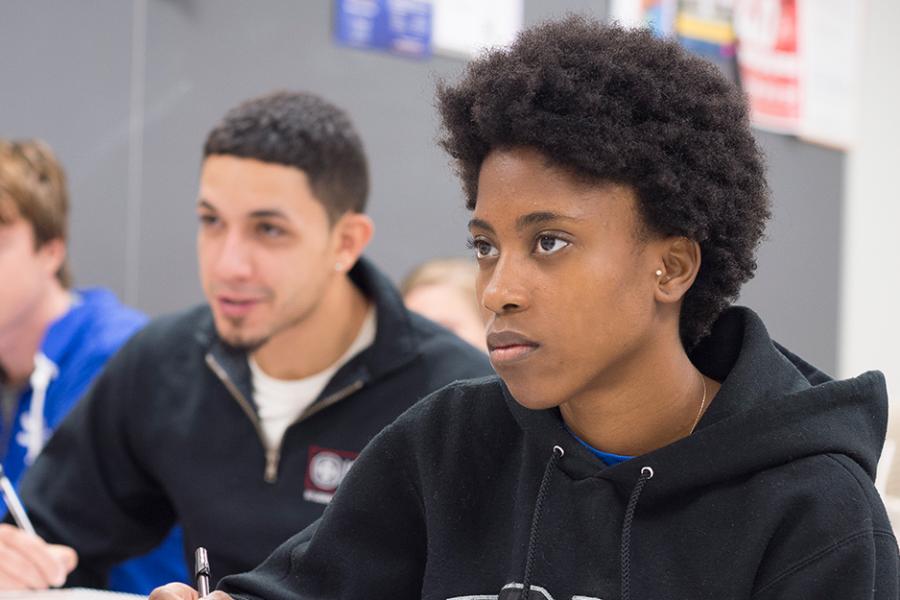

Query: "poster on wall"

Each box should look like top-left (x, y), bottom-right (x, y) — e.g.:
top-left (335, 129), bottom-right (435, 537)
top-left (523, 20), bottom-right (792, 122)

top-left (734, 0), bottom-right (863, 147)
top-left (676, 0), bottom-right (737, 60)
top-left (734, 0), bottom-right (801, 133)
top-left (432, 0), bottom-right (522, 58)
top-left (333, 0), bottom-right (433, 59)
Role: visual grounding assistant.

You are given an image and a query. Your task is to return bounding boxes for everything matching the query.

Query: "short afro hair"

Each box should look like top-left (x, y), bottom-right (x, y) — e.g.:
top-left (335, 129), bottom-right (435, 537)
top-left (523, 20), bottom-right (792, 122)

top-left (204, 91), bottom-right (369, 222)
top-left (436, 16), bottom-right (770, 348)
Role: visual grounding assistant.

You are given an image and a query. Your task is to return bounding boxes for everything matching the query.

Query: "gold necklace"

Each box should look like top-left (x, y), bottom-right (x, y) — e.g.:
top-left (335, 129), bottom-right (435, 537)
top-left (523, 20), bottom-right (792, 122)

top-left (688, 371), bottom-right (708, 435)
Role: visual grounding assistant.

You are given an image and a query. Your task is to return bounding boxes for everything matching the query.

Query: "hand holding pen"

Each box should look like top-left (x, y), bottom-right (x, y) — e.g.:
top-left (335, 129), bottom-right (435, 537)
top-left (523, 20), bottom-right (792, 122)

top-left (0, 464), bottom-right (36, 535)
top-left (149, 547), bottom-right (234, 600)
top-left (0, 465), bottom-right (78, 590)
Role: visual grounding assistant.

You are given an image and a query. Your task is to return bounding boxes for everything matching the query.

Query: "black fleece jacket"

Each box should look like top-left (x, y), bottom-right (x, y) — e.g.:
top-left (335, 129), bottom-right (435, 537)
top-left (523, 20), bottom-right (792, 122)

top-left (220, 307), bottom-right (898, 600)
top-left (17, 258), bottom-right (492, 587)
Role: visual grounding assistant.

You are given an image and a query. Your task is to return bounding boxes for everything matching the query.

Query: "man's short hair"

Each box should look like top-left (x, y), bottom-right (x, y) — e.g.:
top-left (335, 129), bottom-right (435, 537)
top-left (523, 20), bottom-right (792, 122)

top-left (436, 16), bottom-right (771, 348)
top-left (203, 91), bottom-right (369, 223)
top-left (0, 139), bottom-right (71, 287)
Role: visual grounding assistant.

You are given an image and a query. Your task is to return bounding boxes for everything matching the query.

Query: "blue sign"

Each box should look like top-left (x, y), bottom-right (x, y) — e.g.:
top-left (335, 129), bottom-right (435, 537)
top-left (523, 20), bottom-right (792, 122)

top-left (334, 0), bottom-right (432, 59)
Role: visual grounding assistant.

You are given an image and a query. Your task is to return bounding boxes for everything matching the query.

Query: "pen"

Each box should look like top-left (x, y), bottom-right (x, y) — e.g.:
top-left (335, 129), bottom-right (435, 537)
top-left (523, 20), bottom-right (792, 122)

top-left (0, 464), bottom-right (37, 536)
top-left (195, 546), bottom-right (211, 598)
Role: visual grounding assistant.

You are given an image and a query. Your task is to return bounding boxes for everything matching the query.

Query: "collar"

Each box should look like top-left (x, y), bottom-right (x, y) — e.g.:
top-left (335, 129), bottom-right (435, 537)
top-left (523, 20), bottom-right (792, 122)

top-left (199, 256), bottom-right (420, 404)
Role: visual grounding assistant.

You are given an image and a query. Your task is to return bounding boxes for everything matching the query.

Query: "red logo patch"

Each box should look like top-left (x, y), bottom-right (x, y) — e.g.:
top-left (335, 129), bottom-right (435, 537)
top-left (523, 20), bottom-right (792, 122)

top-left (303, 445), bottom-right (358, 505)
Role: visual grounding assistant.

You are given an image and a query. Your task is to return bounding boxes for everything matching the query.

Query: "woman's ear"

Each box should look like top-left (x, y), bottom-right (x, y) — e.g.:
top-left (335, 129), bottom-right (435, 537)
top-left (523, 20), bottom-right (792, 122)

top-left (654, 237), bottom-right (701, 304)
top-left (331, 212), bottom-right (374, 273)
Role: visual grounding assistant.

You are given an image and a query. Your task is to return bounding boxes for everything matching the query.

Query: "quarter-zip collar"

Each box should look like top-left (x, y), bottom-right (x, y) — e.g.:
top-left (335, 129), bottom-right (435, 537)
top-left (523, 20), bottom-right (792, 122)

top-left (198, 256), bottom-right (421, 416)
top-left (198, 256), bottom-right (425, 482)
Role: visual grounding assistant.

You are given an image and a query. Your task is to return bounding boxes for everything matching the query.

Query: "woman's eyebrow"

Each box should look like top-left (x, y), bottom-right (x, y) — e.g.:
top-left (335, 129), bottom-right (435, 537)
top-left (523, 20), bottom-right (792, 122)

top-left (468, 218), bottom-right (494, 233)
top-left (516, 211), bottom-right (581, 230)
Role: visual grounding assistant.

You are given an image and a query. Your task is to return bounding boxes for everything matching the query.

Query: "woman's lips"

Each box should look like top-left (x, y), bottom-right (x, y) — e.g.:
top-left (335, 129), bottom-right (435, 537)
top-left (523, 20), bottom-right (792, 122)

top-left (486, 330), bottom-right (540, 365)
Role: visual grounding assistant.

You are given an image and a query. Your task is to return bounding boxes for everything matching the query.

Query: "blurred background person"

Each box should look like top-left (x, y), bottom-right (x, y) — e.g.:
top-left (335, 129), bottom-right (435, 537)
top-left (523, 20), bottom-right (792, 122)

top-left (0, 139), bottom-right (187, 593)
top-left (402, 257), bottom-right (487, 351)
top-left (0, 139), bottom-right (145, 486)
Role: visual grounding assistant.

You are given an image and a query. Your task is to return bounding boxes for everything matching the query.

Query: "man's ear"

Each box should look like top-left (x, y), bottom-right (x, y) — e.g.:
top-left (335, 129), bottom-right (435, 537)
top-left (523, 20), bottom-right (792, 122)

top-left (653, 237), bottom-right (701, 304)
top-left (37, 237), bottom-right (67, 279)
top-left (331, 212), bottom-right (374, 273)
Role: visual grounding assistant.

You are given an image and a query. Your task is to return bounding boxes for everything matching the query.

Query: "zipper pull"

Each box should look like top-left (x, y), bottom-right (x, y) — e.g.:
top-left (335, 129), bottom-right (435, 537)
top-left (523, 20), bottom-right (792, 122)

top-left (264, 449), bottom-right (279, 483)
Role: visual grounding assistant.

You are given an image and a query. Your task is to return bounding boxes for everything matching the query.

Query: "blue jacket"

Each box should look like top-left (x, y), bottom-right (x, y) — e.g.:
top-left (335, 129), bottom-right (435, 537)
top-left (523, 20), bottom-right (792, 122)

top-left (0, 288), bottom-right (189, 594)
top-left (1, 288), bottom-right (147, 485)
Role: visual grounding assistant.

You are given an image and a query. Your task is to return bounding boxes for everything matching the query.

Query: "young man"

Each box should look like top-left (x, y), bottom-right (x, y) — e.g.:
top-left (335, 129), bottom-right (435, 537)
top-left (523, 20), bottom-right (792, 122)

top-left (0, 139), bottom-right (184, 593)
top-left (0, 92), bottom-right (491, 590)
top-left (153, 17), bottom-right (896, 600)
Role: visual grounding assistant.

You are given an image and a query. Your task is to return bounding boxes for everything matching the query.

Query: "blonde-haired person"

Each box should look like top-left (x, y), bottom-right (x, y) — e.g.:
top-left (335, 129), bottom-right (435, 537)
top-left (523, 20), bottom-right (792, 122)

top-left (0, 139), bottom-right (188, 593)
top-left (401, 257), bottom-right (487, 351)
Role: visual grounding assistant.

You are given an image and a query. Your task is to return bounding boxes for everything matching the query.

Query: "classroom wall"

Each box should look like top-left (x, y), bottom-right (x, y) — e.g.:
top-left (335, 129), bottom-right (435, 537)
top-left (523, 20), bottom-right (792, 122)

top-left (845, 0), bottom-right (900, 522)
top-left (0, 0), bottom-right (844, 374)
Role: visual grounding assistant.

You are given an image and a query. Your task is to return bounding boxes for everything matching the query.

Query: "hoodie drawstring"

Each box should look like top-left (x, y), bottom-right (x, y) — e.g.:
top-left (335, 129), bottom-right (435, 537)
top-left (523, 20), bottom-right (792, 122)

top-left (519, 445), bottom-right (564, 600)
top-left (620, 465), bottom-right (654, 600)
top-left (23, 352), bottom-right (58, 464)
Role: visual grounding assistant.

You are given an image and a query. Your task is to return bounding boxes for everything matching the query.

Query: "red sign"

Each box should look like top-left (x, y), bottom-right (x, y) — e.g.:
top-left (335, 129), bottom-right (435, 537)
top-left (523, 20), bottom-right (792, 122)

top-left (735, 0), bottom-right (801, 132)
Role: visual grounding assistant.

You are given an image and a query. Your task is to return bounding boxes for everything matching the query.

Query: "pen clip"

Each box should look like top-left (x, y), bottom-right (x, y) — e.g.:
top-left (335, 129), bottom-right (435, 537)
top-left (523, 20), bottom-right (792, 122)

top-left (194, 547), bottom-right (210, 577)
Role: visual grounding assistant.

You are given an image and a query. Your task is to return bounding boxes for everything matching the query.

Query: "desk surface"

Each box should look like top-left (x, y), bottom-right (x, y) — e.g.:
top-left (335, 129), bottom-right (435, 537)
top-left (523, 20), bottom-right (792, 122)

top-left (0, 589), bottom-right (142, 600)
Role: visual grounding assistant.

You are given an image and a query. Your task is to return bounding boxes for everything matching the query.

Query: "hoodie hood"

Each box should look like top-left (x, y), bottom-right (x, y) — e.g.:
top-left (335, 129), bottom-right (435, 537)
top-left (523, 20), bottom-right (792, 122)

top-left (503, 306), bottom-right (888, 505)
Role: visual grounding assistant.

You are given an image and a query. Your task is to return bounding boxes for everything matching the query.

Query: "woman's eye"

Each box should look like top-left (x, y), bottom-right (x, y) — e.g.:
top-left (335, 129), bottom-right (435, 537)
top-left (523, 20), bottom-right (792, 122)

top-left (467, 238), bottom-right (498, 259)
top-left (535, 235), bottom-right (569, 255)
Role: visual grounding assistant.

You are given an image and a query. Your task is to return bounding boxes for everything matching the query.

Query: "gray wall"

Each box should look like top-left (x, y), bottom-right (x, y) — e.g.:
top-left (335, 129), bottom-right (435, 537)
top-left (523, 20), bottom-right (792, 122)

top-left (0, 0), bottom-right (842, 373)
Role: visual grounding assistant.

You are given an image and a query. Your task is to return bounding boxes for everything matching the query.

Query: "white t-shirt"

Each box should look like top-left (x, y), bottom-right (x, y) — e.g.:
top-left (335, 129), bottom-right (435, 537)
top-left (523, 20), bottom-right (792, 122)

top-left (249, 307), bottom-right (377, 451)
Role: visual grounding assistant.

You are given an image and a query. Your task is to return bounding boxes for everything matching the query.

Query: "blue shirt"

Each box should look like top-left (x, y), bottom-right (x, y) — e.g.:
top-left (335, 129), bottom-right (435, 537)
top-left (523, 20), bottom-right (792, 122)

top-left (566, 427), bottom-right (634, 466)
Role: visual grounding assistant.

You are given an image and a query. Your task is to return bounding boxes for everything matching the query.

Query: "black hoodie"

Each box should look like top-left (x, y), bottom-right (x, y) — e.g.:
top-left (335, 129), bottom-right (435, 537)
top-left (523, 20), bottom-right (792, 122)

top-left (219, 307), bottom-right (898, 599)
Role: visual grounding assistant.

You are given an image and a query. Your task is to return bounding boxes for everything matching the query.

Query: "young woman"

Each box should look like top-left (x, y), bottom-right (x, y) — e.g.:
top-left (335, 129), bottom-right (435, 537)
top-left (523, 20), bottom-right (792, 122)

top-left (153, 16), bottom-right (896, 600)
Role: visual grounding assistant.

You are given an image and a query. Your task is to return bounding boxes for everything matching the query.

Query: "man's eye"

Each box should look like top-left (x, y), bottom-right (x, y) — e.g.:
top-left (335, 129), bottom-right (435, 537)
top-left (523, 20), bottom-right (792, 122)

top-left (257, 223), bottom-right (284, 238)
top-left (198, 214), bottom-right (219, 226)
top-left (535, 235), bottom-right (569, 255)
top-left (467, 238), bottom-right (498, 259)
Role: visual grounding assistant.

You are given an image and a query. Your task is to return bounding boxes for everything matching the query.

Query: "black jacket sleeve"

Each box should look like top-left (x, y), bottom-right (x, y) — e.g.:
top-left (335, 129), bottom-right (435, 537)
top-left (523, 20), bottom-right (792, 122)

top-left (18, 337), bottom-right (177, 587)
top-left (219, 420), bottom-right (427, 600)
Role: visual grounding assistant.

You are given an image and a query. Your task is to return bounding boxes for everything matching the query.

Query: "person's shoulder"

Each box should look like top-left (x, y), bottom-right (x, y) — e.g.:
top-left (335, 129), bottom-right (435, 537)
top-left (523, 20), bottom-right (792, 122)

top-left (405, 311), bottom-right (493, 375)
top-left (74, 288), bottom-right (148, 353)
top-left (752, 451), bottom-right (894, 550)
top-left (392, 375), bottom-right (510, 438)
top-left (750, 452), bottom-right (897, 594)
top-left (109, 303), bottom-right (213, 362)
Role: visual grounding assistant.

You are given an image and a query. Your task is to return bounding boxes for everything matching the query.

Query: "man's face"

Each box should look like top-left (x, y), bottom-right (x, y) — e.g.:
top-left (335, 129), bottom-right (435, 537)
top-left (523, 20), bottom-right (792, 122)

top-left (197, 155), bottom-right (340, 350)
top-left (469, 148), bottom-right (663, 411)
top-left (0, 207), bottom-right (60, 340)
